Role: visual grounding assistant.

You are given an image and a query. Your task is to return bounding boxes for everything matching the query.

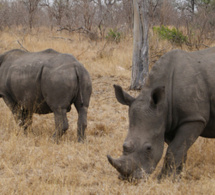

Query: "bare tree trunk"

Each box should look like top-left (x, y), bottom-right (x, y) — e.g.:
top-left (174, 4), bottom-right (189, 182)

top-left (191, 0), bottom-right (195, 14)
top-left (22, 0), bottom-right (41, 30)
top-left (141, 0), bottom-right (149, 82)
top-left (130, 0), bottom-right (149, 90)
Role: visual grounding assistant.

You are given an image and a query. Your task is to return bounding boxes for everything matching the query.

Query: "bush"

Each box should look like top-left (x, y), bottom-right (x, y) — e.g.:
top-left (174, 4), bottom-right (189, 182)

top-left (105, 28), bottom-right (121, 44)
top-left (153, 25), bottom-right (187, 46)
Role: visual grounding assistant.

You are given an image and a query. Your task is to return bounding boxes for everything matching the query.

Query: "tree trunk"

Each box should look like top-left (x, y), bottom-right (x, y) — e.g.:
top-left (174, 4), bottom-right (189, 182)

top-left (130, 0), bottom-right (149, 90)
top-left (141, 0), bottom-right (149, 83)
top-left (191, 0), bottom-right (195, 14)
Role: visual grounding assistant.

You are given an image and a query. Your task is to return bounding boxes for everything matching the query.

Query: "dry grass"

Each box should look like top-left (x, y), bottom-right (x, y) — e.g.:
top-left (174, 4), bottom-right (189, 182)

top-left (1, 28), bottom-right (215, 194)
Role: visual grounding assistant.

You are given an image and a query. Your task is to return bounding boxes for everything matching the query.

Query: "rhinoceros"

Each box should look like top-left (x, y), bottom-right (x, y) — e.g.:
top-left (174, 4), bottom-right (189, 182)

top-left (107, 47), bottom-right (215, 180)
top-left (0, 49), bottom-right (92, 142)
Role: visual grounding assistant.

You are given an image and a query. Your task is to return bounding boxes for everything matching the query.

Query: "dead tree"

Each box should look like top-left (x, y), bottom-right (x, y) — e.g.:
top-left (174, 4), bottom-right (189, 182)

top-left (130, 0), bottom-right (149, 90)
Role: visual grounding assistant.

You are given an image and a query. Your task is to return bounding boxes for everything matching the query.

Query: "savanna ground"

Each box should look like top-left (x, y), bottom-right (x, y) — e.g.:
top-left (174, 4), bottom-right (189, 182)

top-left (1, 28), bottom-right (215, 194)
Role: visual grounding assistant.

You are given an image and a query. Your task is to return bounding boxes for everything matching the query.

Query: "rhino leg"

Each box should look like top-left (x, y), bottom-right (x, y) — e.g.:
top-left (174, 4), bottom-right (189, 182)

top-left (3, 96), bottom-right (18, 116)
top-left (74, 88), bottom-right (90, 142)
top-left (159, 121), bottom-right (205, 180)
top-left (3, 96), bottom-right (32, 133)
top-left (75, 106), bottom-right (88, 142)
top-left (53, 109), bottom-right (68, 143)
top-left (16, 109), bottom-right (33, 134)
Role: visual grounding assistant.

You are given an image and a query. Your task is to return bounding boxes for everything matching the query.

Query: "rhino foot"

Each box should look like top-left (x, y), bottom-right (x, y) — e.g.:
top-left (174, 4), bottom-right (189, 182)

top-left (78, 134), bottom-right (86, 143)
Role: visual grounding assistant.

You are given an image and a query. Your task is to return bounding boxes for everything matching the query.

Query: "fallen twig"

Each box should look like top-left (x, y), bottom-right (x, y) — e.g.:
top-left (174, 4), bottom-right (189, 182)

top-left (202, 43), bottom-right (210, 48)
top-left (49, 36), bottom-right (73, 42)
top-left (57, 26), bottom-right (91, 34)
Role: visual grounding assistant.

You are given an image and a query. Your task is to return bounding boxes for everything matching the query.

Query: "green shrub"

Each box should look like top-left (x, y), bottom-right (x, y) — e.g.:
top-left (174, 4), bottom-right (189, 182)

top-left (153, 25), bottom-right (187, 46)
top-left (105, 28), bottom-right (121, 44)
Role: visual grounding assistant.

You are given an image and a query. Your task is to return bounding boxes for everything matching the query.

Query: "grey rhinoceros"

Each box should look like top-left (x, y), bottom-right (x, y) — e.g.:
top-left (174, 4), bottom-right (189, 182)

top-left (107, 47), bottom-right (215, 180)
top-left (0, 49), bottom-right (92, 142)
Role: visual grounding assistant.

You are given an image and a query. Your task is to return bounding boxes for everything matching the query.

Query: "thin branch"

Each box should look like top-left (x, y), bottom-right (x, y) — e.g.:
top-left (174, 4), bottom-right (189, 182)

top-left (17, 40), bottom-right (29, 52)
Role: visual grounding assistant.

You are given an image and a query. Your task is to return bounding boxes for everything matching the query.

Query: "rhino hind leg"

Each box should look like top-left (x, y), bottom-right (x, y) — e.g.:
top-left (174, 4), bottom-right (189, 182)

top-left (159, 121), bottom-right (205, 180)
top-left (76, 106), bottom-right (88, 142)
top-left (53, 108), bottom-right (68, 143)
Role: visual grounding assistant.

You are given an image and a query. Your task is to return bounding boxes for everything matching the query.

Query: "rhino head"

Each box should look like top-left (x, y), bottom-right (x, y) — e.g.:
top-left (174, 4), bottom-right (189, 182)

top-left (107, 85), bottom-right (166, 180)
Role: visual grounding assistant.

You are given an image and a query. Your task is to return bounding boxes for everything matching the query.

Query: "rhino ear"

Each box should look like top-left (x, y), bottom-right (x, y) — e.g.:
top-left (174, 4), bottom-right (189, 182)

top-left (150, 86), bottom-right (165, 107)
top-left (114, 85), bottom-right (135, 106)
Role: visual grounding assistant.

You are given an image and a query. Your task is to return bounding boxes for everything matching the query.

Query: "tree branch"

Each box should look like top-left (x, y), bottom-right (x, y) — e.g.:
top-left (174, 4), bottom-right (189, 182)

top-left (17, 40), bottom-right (29, 52)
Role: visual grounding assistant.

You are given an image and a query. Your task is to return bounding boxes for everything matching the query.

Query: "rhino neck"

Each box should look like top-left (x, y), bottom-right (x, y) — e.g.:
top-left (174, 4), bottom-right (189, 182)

top-left (144, 51), bottom-right (177, 134)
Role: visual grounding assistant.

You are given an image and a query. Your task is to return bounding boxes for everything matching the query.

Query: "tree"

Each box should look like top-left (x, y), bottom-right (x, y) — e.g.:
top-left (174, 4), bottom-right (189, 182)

top-left (51, 0), bottom-right (69, 26)
top-left (130, 0), bottom-right (149, 90)
top-left (22, 0), bottom-right (41, 29)
top-left (122, 0), bottom-right (133, 30)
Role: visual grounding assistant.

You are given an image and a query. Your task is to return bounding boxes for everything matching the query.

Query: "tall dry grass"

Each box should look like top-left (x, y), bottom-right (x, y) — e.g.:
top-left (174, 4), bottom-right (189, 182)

top-left (0, 28), bottom-right (215, 194)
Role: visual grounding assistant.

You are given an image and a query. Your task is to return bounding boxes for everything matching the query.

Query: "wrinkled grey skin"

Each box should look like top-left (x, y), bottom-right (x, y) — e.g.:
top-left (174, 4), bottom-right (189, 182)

top-left (0, 49), bottom-right (92, 142)
top-left (108, 47), bottom-right (215, 180)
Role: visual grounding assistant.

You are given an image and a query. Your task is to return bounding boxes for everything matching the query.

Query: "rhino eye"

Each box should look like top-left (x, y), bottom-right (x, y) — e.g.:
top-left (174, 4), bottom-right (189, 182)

top-left (146, 145), bottom-right (152, 151)
top-left (144, 143), bottom-right (152, 152)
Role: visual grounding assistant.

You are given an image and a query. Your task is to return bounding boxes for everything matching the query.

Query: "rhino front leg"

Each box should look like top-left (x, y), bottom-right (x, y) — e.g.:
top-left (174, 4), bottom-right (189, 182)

top-left (3, 96), bottom-right (32, 133)
top-left (53, 109), bottom-right (68, 143)
top-left (159, 121), bottom-right (205, 180)
top-left (17, 109), bottom-right (33, 134)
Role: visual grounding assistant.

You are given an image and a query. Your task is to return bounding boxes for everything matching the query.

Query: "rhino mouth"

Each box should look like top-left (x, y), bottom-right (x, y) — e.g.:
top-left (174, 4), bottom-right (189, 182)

top-left (107, 154), bottom-right (148, 181)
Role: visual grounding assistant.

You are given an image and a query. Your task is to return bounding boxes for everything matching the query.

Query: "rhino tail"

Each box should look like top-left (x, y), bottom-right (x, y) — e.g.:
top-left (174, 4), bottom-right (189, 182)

top-left (74, 65), bottom-right (84, 106)
top-left (0, 54), bottom-right (5, 66)
top-left (38, 65), bottom-right (44, 79)
top-left (35, 65), bottom-right (45, 99)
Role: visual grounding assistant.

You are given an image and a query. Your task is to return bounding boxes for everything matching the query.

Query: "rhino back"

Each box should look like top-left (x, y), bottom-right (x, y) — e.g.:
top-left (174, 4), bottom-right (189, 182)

top-left (173, 48), bottom-right (215, 134)
top-left (0, 50), bottom-right (43, 102)
top-left (0, 49), bottom-right (87, 113)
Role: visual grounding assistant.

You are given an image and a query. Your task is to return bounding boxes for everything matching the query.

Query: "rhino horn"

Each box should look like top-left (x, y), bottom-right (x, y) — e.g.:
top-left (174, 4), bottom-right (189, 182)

top-left (107, 155), bottom-right (134, 176)
top-left (107, 155), bottom-right (122, 169)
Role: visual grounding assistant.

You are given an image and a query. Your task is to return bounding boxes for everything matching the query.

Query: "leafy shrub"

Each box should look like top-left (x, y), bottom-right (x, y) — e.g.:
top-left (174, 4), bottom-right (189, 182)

top-left (105, 28), bottom-right (121, 44)
top-left (153, 25), bottom-right (188, 46)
